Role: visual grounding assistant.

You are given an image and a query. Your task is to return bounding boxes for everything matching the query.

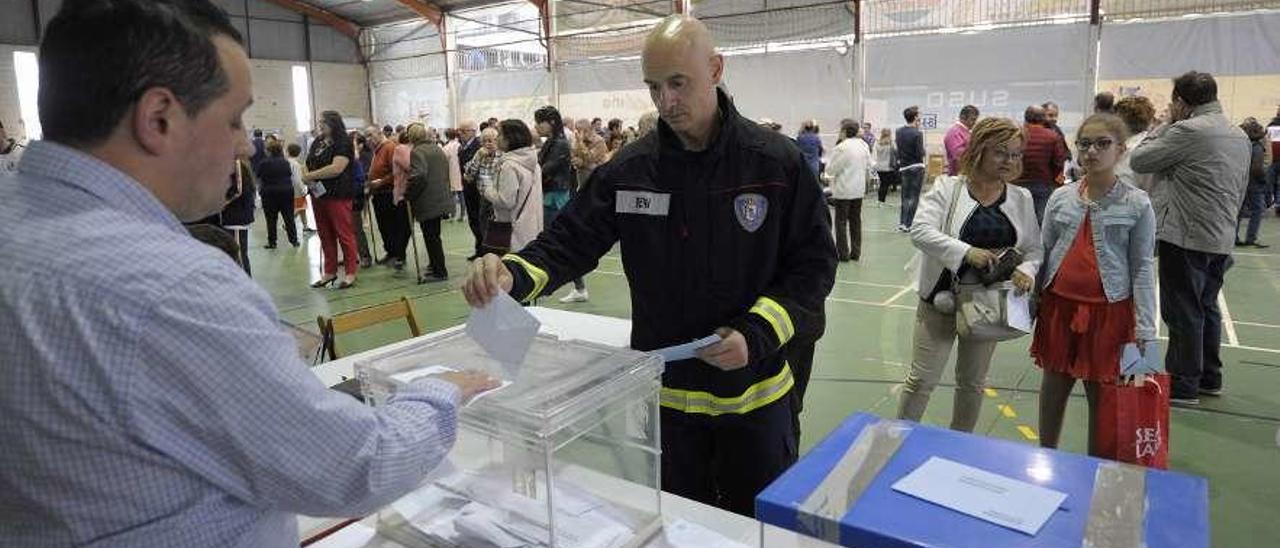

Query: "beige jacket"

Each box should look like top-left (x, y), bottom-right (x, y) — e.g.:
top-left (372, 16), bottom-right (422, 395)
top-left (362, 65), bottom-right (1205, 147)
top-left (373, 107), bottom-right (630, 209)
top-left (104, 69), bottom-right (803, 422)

top-left (485, 146), bottom-right (543, 251)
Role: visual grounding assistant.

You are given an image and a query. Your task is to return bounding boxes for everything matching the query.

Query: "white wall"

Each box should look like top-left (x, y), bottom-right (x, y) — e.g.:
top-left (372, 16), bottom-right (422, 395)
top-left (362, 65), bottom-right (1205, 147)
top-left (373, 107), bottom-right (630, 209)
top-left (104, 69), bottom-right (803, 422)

top-left (0, 44), bottom-right (38, 142)
top-left (0, 47), bottom-right (369, 145)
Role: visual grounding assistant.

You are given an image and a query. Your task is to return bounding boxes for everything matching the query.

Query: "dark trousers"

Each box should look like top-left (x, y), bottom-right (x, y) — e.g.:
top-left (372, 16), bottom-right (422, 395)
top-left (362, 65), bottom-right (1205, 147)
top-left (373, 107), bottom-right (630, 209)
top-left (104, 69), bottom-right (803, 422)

top-left (1237, 185), bottom-right (1267, 244)
top-left (352, 200), bottom-right (371, 263)
top-left (262, 193), bottom-right (297, 246)
top-left (832, 198), bottom-right (862, 261)
top-left (898, 167), bottom-right (924, 227)
top-left (462, 183), bottom-right (486, 256)
top-left (418, 216), bottom-right (448, 278)
top-left (661, 397), bottom-right (797, 517)
top-left (1159, 241), bottom-right (1231, 398)
top-left (876, 170), bottom-right (899, 203)
top-left (231, 228), bottom-right (250, 277)
top-left (372, 192), bottom-right (409, 261)
top-left (1021, 180), bottom-right (1054, 225)
top-left (784, 338), bottom-right (818, 447)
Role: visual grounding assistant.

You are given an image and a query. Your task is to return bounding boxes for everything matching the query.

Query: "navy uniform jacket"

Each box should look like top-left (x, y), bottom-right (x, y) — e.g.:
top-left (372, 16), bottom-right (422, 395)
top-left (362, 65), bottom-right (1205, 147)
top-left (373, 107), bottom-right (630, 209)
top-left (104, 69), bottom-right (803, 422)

top-left (504, 89), bottom-right (836, 417)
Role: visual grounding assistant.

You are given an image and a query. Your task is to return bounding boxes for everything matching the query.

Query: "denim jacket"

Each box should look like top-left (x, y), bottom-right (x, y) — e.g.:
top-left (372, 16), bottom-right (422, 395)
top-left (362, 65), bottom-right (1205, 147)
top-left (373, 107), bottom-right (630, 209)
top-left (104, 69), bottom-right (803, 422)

top-left (1039, 180), bottom-right (1158, 341)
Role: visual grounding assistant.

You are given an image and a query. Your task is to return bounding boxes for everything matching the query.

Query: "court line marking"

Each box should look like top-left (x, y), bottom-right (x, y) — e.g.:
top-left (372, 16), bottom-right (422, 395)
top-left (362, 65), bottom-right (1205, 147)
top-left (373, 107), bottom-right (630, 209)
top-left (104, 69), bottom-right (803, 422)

top-left (1219, 289), bottom-right (1240, 347)
top-left (1017, 426), bottom-right (1040, 441)
top-left (881, 284), bottom-right (916, 306)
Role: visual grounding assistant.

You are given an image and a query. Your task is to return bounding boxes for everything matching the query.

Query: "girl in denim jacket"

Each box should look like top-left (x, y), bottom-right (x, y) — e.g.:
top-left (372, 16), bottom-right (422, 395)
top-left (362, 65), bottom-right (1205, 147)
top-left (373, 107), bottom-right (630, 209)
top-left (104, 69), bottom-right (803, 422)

top-left (1032, 114), bottom-right (1157, 455)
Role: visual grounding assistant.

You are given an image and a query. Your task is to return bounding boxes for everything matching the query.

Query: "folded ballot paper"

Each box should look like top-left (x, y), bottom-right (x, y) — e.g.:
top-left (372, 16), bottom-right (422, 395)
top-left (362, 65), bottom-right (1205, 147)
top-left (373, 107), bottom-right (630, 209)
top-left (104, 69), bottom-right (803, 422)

top-left (385, 468), bottom-right (635, 548)
top-left (466, 292), bottom-right (541, 373)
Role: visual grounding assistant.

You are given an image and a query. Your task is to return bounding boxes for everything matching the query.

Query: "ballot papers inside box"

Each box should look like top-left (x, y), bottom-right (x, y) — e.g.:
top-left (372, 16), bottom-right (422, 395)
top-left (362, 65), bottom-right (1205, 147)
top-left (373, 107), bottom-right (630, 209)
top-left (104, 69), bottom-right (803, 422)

top-left (354, 330), bottom-right (665, 547)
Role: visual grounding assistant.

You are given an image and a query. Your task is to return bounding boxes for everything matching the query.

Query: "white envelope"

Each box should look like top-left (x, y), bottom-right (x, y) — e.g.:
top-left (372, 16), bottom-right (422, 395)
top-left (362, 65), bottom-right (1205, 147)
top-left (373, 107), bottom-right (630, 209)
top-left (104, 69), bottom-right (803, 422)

top-left (466, 292), bottom-right (541, 373)
top-left (892, 457), bottom-right (1067, 536)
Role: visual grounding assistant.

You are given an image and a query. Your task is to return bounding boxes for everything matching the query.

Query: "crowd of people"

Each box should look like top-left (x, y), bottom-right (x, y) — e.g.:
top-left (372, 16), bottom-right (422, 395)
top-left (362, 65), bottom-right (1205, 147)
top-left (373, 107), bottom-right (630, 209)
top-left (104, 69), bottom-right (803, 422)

top-left (889, 71), bottom-right (1260, 457)
top-left (200, 109), bottom-right (654, 298)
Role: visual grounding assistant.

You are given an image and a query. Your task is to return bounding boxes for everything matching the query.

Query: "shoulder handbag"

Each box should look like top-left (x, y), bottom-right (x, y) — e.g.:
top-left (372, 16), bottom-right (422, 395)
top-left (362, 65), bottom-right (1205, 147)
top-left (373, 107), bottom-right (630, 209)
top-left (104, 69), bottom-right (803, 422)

top-left (939, 179), bottom-right (1028, 342)
top-left (483, 164), bottom-right (535, 254)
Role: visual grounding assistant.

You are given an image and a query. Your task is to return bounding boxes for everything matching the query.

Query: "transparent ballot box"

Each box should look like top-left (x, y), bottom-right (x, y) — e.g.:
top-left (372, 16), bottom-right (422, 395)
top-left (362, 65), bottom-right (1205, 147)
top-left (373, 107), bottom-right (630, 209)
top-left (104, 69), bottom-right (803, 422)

top-left (355, 331), bottom-right (664, 548)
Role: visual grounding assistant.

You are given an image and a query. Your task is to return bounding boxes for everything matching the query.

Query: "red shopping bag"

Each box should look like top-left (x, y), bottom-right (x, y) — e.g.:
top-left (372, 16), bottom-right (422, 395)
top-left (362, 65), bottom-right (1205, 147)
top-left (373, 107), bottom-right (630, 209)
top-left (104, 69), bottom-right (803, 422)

top-left (1094, 374), bottom-right (1170, 469)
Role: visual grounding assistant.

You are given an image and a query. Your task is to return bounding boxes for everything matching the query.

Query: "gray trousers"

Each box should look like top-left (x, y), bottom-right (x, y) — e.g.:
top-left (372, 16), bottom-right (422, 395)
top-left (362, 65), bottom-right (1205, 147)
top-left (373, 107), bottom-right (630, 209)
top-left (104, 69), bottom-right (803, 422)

top-left (897, 301), bottom-right (998, 432)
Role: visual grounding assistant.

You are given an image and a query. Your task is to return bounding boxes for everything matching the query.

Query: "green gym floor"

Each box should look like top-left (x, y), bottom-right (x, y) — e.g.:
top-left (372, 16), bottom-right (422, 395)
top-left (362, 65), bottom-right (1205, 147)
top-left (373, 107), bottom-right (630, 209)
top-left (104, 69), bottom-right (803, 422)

top-left (252, 197), bottom-right (1280, 547)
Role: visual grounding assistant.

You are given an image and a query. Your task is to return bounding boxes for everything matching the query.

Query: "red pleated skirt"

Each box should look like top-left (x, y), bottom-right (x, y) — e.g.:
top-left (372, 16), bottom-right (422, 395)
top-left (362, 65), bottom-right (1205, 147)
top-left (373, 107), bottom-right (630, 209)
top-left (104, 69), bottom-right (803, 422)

top-left (1030, 292), bottom-right (1135, 382)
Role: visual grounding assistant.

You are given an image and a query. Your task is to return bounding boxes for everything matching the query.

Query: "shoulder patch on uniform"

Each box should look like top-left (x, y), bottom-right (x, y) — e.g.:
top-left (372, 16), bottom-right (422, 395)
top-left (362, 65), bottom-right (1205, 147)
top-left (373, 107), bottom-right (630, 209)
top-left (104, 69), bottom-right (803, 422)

top-left (734, 193), bottom-right (768, 232)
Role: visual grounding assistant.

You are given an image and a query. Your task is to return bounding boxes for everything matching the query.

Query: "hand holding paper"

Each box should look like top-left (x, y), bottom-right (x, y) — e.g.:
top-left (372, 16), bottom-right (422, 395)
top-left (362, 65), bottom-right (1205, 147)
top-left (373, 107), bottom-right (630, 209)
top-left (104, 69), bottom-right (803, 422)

top-left (465, 292), bottom-right (541, 371)
top-left (696, 328), bottom-right (749, 370)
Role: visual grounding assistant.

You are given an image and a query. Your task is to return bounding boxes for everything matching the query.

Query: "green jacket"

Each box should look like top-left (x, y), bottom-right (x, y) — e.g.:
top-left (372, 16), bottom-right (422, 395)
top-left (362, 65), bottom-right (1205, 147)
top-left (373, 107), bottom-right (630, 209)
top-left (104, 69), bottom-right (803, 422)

top-left (406, 143), bottom-right (452, 222)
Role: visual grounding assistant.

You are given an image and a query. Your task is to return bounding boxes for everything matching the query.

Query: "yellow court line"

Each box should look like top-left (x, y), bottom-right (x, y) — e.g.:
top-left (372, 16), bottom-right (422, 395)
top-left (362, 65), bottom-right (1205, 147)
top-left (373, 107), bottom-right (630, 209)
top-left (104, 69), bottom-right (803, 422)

top-left (984, 388), bottom-right (998, 397)
top-left (998, 405), bottom-right (1017, 419)
top-left (1017, 425), bottom-right (1040, 441)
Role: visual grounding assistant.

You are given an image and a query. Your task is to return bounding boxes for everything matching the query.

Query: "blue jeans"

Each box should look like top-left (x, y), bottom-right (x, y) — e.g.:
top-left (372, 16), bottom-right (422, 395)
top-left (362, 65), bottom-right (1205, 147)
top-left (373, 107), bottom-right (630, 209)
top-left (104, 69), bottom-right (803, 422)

top-left (1237, 185), bottom-right (1267, 243)
top-left (898, 167), bottom-right (925, 228)
top-left (1023, 180), bottom-right (1054, 225)
top-left (543, 195), bottom-right (586, 291)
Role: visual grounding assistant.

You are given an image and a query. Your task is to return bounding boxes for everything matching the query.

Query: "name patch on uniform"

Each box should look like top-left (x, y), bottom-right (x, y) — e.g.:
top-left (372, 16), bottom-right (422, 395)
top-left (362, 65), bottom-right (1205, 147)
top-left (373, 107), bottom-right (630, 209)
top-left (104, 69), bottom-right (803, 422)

top-left (734, 193), bottom-right (769, 232)
top-left (616, 190), bottom-right (671, 216)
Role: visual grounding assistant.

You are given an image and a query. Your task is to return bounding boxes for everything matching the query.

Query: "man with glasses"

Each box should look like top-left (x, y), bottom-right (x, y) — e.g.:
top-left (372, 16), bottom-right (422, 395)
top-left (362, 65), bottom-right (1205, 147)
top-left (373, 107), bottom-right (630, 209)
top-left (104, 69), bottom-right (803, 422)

top-left (1131, 71), bottom-right (1250, 406)
top-left (1017, 105), bottom-right (1068, 223)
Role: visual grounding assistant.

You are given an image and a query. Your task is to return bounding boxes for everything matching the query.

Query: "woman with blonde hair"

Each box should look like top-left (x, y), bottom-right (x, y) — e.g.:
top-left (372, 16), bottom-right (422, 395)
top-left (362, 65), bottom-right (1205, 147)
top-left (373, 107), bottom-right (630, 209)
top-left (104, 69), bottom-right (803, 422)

top-left (898, 118), bottom-right (1044, 432)
top-left (873, 127), bottom-right (898, 207)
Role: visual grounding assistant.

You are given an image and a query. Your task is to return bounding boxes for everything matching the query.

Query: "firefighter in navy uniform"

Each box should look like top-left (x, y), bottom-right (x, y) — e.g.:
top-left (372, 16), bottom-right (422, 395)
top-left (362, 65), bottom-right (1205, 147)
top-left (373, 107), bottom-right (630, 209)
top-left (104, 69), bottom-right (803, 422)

top-left (462, 15), bottom-right (836, 516)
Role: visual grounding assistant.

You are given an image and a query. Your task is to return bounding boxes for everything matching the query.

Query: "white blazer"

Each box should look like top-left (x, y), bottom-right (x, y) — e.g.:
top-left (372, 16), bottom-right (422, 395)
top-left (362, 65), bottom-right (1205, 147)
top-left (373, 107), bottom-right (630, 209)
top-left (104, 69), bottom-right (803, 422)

top-left (909, 176), bottom-right (1044, 299)
top-left (826, 138), bottom-right (872, 200)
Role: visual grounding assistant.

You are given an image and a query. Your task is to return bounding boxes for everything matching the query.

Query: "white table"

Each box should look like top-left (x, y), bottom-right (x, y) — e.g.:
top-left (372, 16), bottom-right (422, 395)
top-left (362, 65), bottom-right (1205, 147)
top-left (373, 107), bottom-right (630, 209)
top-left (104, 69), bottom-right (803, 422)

top-left (303, 308), bottom-right (833, 548)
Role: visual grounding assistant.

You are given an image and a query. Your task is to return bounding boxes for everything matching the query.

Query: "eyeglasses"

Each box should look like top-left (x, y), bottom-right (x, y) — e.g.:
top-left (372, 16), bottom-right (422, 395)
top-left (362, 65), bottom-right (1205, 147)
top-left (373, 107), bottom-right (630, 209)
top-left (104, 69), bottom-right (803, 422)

top-left (1075, 138), bottom-right (1115, 152)
top-left (992, 148), bottom-right (1024, 162)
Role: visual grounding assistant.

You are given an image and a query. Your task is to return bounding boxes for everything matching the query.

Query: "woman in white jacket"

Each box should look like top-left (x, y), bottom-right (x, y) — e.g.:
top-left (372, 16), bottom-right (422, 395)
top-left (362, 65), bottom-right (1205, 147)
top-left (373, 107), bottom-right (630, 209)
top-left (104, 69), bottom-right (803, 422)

top-left (826, 123), bottom-right (873, 261)
top-left (481, 119), bottom-right (543, 254)
top-left (897, 118), bottom-right (1044, 432)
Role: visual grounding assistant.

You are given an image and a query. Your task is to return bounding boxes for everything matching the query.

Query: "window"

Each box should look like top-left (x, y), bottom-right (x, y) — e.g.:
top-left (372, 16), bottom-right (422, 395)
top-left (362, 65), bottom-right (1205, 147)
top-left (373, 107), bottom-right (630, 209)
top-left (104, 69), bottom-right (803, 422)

top-left (291, 65), bottom-right (312, 134)
top-left (13, 51), bottom-right (41, 141)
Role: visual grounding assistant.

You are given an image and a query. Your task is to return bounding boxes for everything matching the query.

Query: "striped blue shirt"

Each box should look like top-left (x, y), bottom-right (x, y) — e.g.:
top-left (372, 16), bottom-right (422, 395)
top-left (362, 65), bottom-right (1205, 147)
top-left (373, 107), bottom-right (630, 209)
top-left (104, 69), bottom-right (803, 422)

top-left (0, 141), bottom-right (460, 547)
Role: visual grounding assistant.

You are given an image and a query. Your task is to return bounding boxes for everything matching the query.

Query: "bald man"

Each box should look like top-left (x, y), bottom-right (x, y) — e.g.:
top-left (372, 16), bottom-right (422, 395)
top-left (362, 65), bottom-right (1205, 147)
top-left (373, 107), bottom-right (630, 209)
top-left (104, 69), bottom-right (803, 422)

top-left (462, 15), bottom-right (836, 515)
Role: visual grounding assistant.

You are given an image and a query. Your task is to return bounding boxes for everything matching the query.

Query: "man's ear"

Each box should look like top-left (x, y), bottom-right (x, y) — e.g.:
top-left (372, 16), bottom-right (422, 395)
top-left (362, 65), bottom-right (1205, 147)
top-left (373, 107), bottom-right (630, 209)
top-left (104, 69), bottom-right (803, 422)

top-left (710, 53), bottom-right (724, 85)
top-left (132, 87), bottom-right (183, 156)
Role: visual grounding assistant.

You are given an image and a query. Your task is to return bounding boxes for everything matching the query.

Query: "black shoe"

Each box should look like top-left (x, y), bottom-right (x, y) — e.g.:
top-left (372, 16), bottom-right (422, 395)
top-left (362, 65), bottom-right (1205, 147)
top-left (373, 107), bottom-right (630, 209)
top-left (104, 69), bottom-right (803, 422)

top-left (290, 241), bottom-right (300, 248)
top-left (1251, 242), bottom-right (1270, 249)
top-left (263, 244), bottom-right (277, 249)
top-left (393, 259), bottom-right (405, 271)
top-left (310, 277), bottom-right (337, 288)
top-left (376, 256), bottom-right (394, 266)
top-left (1235, 240), bottom-right (1247, 247)
top-left (466, 254), bottom-right (480, 261)
top-left (1170, 396), bottom-right (1201, 407)
top-left (418, 274), bottom-right (448, 284)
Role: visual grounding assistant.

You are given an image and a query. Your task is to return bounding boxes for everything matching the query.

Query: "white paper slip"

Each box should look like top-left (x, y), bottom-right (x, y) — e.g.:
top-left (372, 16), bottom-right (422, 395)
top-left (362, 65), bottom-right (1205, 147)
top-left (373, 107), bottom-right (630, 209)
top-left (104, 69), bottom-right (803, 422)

top-left (391, 365), bottom-right (513, 406)
top-left (891, 456), bottom-right (1067, 536)
top-left (654, 519), bottom-right (752, 548)
top-left (466, 292), bottom-right (541, 372)
top-left (653, 335), bottom-right (722, 363)
top-left (307, 522), bottom-right (377, 548)
top-left (1120, 342), bottom-right (1163, 375)
top-left (1006, 291), bottom-right (1033, 333)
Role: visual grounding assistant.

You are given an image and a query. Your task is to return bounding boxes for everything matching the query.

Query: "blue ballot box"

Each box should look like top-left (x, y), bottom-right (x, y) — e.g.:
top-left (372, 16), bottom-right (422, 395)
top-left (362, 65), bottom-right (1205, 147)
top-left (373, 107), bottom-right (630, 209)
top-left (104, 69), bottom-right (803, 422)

top-left (756, 413), bottom-right (1208, 548)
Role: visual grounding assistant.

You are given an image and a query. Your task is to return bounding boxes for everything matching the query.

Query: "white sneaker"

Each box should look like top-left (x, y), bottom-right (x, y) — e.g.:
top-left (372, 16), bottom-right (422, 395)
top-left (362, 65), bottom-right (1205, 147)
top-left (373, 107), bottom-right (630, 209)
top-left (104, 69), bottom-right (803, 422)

top-left (559, 289), bottom-right (589, 303)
